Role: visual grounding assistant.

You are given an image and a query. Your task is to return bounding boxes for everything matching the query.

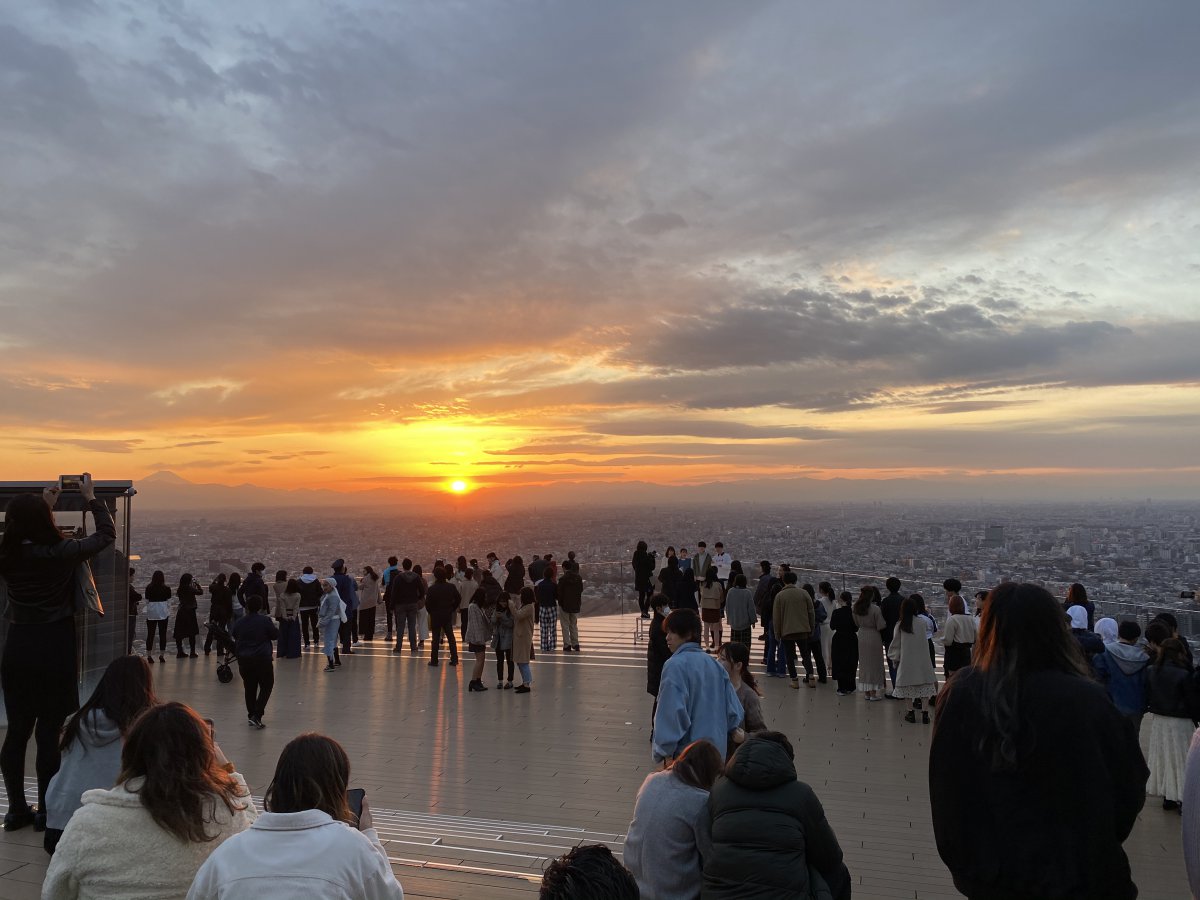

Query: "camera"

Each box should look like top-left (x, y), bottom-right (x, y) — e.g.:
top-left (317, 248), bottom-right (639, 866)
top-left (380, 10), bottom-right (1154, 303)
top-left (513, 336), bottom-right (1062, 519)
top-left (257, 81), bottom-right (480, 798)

top-left (58, 475), bottom-right (84, 492)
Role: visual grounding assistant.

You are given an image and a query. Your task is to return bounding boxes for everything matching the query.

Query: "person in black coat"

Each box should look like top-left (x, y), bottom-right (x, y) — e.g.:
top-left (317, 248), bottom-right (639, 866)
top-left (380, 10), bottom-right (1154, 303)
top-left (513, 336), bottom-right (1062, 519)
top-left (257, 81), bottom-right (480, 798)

top-left (632, 541), bottom-right (656, 619)
top-left (829, 591), bottom-right (859, 695)
top-left (930, 582), bottom-right (1147, 900)
top-left (645, 596), bottom-right (672, 737)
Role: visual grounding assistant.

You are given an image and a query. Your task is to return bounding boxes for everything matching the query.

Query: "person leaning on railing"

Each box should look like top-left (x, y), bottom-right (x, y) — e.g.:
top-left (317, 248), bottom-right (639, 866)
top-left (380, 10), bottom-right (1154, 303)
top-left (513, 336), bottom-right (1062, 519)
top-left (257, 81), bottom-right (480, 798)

top-left (0, 473), bottom-right (115, 833)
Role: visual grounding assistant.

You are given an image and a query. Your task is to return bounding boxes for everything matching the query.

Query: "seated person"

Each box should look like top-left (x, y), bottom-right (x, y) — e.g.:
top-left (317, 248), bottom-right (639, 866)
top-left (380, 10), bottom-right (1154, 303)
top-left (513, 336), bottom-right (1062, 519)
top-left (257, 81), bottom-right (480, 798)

top-left (43, 656), bottom-right (158, 854)
top-left (540, 844), bottom-right (639, 900)
top-left (187, 732), bottom-right (403, 899)
top-left (703, 731), bottom-right (850, 900)
top-left (42, 702), bottom-right (256, 900)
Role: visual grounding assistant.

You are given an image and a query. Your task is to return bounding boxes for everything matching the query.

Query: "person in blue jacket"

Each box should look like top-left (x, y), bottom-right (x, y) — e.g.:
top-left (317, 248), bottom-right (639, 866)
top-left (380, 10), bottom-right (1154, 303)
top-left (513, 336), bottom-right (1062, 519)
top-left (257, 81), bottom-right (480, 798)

top-left (652, 609), bottom-right (743, 766)
top-left (1093, 620), bottom-right (1151, 732)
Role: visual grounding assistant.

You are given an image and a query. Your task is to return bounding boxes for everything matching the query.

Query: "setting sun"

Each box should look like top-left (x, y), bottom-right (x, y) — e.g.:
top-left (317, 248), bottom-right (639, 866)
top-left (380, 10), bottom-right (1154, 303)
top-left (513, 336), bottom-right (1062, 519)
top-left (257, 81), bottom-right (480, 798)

top-left (450, 480), bottom-right (468, 493)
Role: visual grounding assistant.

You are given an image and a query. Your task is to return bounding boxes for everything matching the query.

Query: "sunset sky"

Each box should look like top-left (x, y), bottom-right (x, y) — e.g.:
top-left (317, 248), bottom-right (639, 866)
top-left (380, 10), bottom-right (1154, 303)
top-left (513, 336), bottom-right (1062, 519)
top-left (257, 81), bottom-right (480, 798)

top-left (2, 2), bottom-right (1198, 504)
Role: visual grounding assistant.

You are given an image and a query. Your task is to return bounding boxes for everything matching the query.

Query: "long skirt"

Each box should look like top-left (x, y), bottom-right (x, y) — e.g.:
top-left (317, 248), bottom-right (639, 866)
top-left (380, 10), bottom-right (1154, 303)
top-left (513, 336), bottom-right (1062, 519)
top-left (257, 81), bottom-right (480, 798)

top-left (831, 632), bottom-right (858, 693)
top-left (173, 607), bottom-right (199, 640)
top-left (1142, 713), bottom-right (1194, 802)
top-left (278, 617), bottom-right (302, 659)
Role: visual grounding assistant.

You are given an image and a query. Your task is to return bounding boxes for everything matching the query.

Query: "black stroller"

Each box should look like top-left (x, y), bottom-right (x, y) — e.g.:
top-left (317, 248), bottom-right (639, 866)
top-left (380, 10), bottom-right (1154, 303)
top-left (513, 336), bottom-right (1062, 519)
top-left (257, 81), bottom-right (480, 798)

top-left (205, 619), bottom-right (237, 683)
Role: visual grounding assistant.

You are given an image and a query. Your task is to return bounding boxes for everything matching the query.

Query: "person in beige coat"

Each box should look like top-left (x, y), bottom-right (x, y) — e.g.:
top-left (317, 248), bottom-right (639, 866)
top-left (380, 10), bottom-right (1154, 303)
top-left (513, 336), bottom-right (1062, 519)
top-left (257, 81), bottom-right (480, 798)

top-left (512, 586), bottom-right (537, 694)
top-left (772, 572), bottom-right (816, 690)
top-left (42, 702), bottom-right (256, 900)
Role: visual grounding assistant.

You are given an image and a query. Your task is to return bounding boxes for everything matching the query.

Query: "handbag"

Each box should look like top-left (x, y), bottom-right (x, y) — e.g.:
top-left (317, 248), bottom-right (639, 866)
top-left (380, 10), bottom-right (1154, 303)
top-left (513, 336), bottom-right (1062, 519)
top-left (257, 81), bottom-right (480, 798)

top-left (74, 561), bottom-right (105, 617)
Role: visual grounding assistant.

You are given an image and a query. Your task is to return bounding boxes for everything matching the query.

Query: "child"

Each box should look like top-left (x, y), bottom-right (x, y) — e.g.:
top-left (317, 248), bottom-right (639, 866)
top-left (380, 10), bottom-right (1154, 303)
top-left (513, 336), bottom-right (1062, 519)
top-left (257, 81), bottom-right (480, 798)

top-left (492, 593), bottom-right (515, 688)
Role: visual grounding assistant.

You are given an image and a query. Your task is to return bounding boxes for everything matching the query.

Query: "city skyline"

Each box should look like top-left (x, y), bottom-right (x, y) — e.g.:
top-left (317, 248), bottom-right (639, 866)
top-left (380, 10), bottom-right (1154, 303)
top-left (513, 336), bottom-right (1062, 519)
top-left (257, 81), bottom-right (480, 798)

top-left (2, 2), bottom-right (1199, 503)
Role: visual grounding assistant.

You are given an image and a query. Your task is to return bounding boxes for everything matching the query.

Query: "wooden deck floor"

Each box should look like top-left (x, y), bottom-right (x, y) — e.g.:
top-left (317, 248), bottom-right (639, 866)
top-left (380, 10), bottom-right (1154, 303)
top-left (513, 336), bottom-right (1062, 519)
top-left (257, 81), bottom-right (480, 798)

top-left (1, 613), bottom-right (1190, 898)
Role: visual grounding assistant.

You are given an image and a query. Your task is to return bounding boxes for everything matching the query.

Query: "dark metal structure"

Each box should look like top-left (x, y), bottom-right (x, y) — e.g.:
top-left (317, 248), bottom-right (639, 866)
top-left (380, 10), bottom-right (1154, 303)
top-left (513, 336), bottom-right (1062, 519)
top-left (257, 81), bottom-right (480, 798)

top-left (0, 481), bottom-right (135, 726)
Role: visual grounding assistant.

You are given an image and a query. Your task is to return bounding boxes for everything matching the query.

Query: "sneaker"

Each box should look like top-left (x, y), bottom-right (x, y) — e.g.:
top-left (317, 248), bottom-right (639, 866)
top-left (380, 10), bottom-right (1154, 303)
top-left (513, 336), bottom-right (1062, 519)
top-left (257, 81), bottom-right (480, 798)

top-left (334, 660), bottom-right (341, 667)
top-left (393, 646), bottom-right (402, 653)
top-left (515, 684), bottom-right (531, 694)
top-left (504, 682), bottom-right (513, 689)
top-left (324, 665), bottom-right (336, 672)
top-left (790, 679), bottom-right (800, 690)
top-left (189, 652), bottom-right (198, 658)
top-left (496, 682), bottom-right (504, 689)
top-left (428, 661), bottom-right (439, 667)
top-left (640, 613), bottom-right (651, 620)
top-left (836, 690), bottom-right (850, 696)
top-left (449, 660), bottom-right (458, 666)
top-left (248, 716), bottom-right (258, 727)
top-left (573, 645), bottom-right (581, 652)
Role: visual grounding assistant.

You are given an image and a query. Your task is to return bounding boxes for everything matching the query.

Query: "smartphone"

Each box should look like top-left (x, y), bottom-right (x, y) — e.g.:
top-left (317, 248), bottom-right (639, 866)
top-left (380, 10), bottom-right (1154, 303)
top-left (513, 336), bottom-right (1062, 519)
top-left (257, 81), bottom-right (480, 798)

top-left (59, 475), bottom-right (84, 491)
top-left (347, 788), bottom-right (366, 821)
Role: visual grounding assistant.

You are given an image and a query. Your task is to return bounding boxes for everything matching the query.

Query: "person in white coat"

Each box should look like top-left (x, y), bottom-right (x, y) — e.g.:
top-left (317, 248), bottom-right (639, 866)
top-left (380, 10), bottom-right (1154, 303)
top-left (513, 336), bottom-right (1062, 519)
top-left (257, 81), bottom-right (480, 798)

top-left (187, 733), bottom-right (403, 900)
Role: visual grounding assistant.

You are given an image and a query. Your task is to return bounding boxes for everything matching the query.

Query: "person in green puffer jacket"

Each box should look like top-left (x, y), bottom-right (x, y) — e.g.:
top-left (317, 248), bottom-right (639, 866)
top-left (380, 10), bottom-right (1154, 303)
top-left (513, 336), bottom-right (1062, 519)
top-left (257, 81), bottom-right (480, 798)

top-left (702, 732), bottom-right (850, 900)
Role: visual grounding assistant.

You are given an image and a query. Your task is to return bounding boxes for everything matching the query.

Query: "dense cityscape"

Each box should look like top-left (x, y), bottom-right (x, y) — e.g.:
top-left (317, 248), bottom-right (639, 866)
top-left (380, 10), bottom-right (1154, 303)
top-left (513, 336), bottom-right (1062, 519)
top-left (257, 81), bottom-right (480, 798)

top-left (131, 500), bottom-right (1200, 630)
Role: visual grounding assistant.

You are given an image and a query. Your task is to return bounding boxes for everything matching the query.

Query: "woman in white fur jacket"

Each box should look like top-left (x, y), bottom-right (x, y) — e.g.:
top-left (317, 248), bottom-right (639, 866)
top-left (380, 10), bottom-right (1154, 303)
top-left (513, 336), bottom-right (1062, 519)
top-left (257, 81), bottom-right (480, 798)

top-left (42, 702), bottom-right (256, 900)
top-left (187, 733), bottom-right (403, 899)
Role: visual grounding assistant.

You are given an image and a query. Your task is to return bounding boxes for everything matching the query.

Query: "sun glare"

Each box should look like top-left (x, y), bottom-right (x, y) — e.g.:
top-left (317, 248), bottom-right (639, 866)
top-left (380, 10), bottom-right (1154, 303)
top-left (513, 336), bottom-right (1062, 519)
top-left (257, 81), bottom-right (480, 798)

top-left (450, 480), bottom-right (467, 493)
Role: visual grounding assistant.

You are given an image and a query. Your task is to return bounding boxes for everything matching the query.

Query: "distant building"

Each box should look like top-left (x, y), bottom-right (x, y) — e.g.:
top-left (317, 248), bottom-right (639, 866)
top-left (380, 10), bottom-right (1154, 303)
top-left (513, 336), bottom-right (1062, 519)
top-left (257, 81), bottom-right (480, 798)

top-left (982, 525), bottom-right (1005, 548)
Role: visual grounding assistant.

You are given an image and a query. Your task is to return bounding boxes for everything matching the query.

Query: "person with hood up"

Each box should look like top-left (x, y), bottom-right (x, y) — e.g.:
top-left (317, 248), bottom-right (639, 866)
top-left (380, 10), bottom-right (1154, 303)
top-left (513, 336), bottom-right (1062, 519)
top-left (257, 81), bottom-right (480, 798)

top-left (703, 731), bottom-right (850, 899)
top-left (331, 560), bottom-right (359, 654)
top-left (1067, 605), bottom-right (1104, 670)
top-left (1092, 620), bottom-right (1150, 731)
top-left (317, 579), bottom-right (345, 672)
top-left (386, 559), bottom-right (425, 654)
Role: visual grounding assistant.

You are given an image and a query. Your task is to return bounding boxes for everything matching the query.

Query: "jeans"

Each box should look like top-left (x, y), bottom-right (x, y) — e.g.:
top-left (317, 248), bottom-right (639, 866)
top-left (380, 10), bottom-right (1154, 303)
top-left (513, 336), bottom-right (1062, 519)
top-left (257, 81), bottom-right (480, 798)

top-left (764, 620), bottom-right (786, 674)
top-left (396, 605), bottom-right (420, 651)
top-left (237, 656), bottom-right (274, 719)
top-left (517, 662), bottom-right (532, 685)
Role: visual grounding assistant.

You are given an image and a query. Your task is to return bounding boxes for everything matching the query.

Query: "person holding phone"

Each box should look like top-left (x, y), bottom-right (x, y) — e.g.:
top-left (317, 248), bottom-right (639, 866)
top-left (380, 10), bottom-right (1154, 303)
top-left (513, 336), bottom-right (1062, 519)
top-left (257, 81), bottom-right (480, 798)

top-left (1, 473), bottom-right (115, 833)
top-left (187, 733), bottom-right (404, 899)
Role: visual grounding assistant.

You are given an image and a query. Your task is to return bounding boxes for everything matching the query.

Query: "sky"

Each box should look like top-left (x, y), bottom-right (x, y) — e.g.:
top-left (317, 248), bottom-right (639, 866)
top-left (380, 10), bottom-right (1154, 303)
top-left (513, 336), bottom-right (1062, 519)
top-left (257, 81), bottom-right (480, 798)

top-left (2, 1), bottom-right (1199, 505)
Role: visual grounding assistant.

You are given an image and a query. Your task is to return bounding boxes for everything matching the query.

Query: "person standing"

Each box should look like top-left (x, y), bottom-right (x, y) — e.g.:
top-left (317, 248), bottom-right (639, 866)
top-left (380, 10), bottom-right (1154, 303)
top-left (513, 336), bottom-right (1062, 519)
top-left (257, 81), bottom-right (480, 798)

top-left (0, 477), bottom-right (115, 834)
top-left (646, 594), bottom-right (673, 735)
top-left (453, 557), bottom-right (473, 640)
top-left (535, 565), bottom-right (559, 652)
top-left (632, 541), bottom-right (656, 619)
top-left (699, 566), bottom-right (725, 651)
top-left (276, 578), bottom-right (302, 660)
top-left (772, 572), bottom-right (815, 690)
top-left (173, 573), bottom-right (202, 659)
top-left (270, 570), bottom-right (288, 624)
top-left (1144, 637), bottom-right (1196, 812)
top-left (331, 559), bottom-right (359, 654)
top-left (317, 578), bottom-right (344, 672)
top-left (652, 610), bottom-right (744, 766)
top-left (143, 570), bottom-right (171, 664)
top-left (386, 559), bottom-right (425, 654)
top-left (557, 560), bottom-right (583, 652)
top-left (381, 555), bottom-right (399, 639)
top-left (504, 555), bottom-right (526, 594)
top-left (239, 563), bottom-right (269, 621)
top-left (465, 587), bottom-right (495, 692)
top-left (624, 739), bottom-right (722, 900)
top-left (1092, 620), bottom-right (1150, 732)
top-left (126, 567), bottom-right (141, 655)
top-left (938, 594), bottom-right (978, 682)
top-left (711, 543), bottom-right (732, 589)
top-left (880, 577), bottom-right (904, 693)
top-left (829, 590), bottom-right (859, 695)
top-left (930, 582), bottom-right (1147, 900)
top-left (205, 574), bottom-right (233, 656)
top-left (754, 562), bottom-right (785, 678)
top-left (724, 574), bottom-right (757, 647)
top-left (889, 596), bottom-right (939, 724)
top-left (816, 581), bottom-right (836, 670)
top-left (852, 586), bottom-right (887, 701)
top-left (692, 543), bottom-right (712, 585)
top-left (799, 584), bottom-right (828, 686)
top-left (513, 587), bottom-right (537, 693)
top-left (492, 592), bottom-right (515, 689)
top-left (425, 566), bottom-right (460, 667)
top-left (230, 595), bottom-right (279, 729)
top-left (295, 567), bottom-right (323, 652)
top-left (358, 566), bottom-right (381, 641)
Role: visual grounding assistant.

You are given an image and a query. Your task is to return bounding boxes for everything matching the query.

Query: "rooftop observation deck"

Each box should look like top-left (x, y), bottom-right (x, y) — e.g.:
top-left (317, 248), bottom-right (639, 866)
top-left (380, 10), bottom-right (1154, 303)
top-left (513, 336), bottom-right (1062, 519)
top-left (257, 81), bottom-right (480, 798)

top-left (0, 613), bottom-right (1189, 899)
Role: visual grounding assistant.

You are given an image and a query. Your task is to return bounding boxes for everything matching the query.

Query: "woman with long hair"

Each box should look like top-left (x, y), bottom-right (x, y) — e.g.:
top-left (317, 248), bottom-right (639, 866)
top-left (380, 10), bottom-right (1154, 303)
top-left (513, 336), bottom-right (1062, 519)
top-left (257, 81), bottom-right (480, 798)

top-left (512, 586), bottom-right (537, 693)
top-left (816, 581), bottom-right (836, 668)
top-left (465, 586), bottom-right (496, 692)
top-left (226, 572), bottom-right (243, 622)
top-left (0, 475), bottom-right (115, 833)
top-left (173, 573), bottom-right (203, 658)
top-left (699, 566), bottom-right (725, 650)
top-left (144, 570), bottom-right (171, 664)
top-left (204, 573), bottom-right (233, 656)
top-left (1144, 636), bottom-right (1196, 812)
top-left (492, 592), bottom-right (515, 688)
top-left (43, 656), bottom-right (157, 853)
top-left (504, 555), bottom-right (525, 594)
top-left (717, 642), bottom-right (766, 754)
top-left (888, 596), bottom-right (938, 724)
top-left (624, 739), bottom-right (723, 900)
top-left (188, 733), bottom-right (403, 899)
top-left (930, 583), bottom-right (1147, 900)
top-left (277, 578), bottom-right (303, 659)
top-left (830, 590), bottom-right (859, 695)
top-left (852, 586), bottom-right (886, 701)
top-left (42, 702), bottom-right (255, 899)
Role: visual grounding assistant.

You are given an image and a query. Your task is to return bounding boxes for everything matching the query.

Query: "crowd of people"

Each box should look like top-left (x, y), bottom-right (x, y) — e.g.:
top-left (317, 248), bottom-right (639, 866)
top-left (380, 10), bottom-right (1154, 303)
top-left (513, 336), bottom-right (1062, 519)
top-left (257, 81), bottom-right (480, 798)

top-left (3, 483), bottom-right (1200, 899)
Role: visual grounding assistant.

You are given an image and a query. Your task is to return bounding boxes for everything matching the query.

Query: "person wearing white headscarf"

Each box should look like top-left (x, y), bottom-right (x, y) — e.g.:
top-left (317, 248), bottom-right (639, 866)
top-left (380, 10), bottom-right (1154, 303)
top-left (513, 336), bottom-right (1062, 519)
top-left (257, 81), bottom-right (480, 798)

top-left (1094, 617), bottom-right (1119, 645)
